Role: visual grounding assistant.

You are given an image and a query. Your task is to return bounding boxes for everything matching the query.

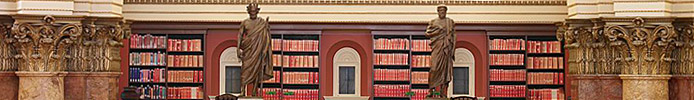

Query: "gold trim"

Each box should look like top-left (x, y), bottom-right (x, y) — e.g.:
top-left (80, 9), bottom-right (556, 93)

top-left (18, 8), bottom-right (72, 11)
top-left (0, 0), bottom-right (16, 2)
top-left (18, 0), bottom-right (73, 1)
top-left (122, 11), bottom-right (567, 15)
top-left (124, 0), bottom-right (566, 5)
top-left (127, 19), bottom-right (559, 24)
top-left (614, 10), bottom-right (672, 13)
top-left (0, 9), bottom-right (18, 12)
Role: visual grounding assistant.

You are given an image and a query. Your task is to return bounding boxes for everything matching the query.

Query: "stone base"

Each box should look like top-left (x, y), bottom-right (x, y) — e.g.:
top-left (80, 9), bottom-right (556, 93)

top-left (670, 75), bottom-right (694, 100)
top-left (569, 74), bottom-right (622, 100)
top-left (620, 74), bottom-right (671, 100)
top-left (0, 72), bottom-right (18, 100)
top-left (16, 71), bottom-right (67, 100)
top-left (65, 72), bottom-right (121, 100)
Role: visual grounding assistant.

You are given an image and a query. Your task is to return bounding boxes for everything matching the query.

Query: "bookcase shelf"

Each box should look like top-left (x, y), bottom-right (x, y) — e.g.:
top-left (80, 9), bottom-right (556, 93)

top-left (264, 34), bottom-right (321, 100)
top-left (488, 35), bottom-right (566, 100)
top-left (128, 33), bottom-right (206, 100)
top-left (372, 35), bottom-right (432, 100)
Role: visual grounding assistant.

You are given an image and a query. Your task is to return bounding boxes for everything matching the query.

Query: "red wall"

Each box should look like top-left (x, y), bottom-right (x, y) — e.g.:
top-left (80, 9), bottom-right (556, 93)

top-left (455, 31), bottom-right (489, 97)
top-left (319, 30), bottom-right (374, 99)
top-left (205, 29), bottom-right (240, 97)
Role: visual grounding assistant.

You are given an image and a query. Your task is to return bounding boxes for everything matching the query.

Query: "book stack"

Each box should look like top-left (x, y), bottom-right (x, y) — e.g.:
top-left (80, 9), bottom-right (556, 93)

top-left (261, 88), bottom-right (282, 100)
top-left (490, 69), bottom-right (526, 81)
top-left (167, 55), bottom-right (203, 67)
top-left (168, 39), bottom-right (203, 51)
top-left (528, 57), bottom-right (564, 69)
top-left (374, 69), bottom-right (411, 81)
top-left (411, 39), bottom-right (432, 52)
top-left (167, 86), bottom-right (203, 99)
top-left (411, 89), bottom-right (430, 100)
top-left (129, 68), bottom-right (165, 82)
top-left (281, 89), bottom-right (319, 100)
top-left (272, 39), bottom-right (282, 51)
top-left (129, 52), bottom-right (167, 66)
top-left (489, 85), bottom-right (526, 97)
top-left (374, 84), bottom-right (410, 97)
top-left (529, 88), bottom-right (565, 100)
top-left (527, 41), bottom-right (561, 53)
top-left (374, 38), bottom-right (410, 50)
top-left (273, 54), bottom-right (282, 67)
top-left (130, 34), bottom-right (167, 49)
top-left (489, 39), bottom-right (526, 50)
top-left (282, 72), bottom-right (319, 84)
top-left (490, 54), bottom-right (524, 66)
top-left (411, 55), bottom-right (431, 68)
top-left (167, 70), bottom-right (203, 83)
top-left (411, 72), bottom-right (429, 84)
top-left (282, 55), bottom-right (319, 68)
top-left (282, 40), bottom-right (319, 52)
top-left (528, 72), bottom-right (564, 85)
top-left (264, 71), bottom-right (281, 83)
top-left (374, 53), bottom-right (409, 65)
top-left (136, 84), bottom-right (166, 99)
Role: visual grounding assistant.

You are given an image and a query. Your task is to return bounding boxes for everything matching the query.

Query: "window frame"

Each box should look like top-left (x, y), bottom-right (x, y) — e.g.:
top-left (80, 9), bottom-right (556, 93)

top-left (332, 47), bottom-right (362, 97)
top-left (448, 48), bottom-right (475, 97)
top-left (219, 47), bottom-right (243, 96)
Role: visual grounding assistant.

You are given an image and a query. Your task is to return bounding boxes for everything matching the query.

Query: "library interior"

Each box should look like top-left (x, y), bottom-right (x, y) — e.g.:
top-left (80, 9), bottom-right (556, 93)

top-left (0, 0), bottom-right (693, 100)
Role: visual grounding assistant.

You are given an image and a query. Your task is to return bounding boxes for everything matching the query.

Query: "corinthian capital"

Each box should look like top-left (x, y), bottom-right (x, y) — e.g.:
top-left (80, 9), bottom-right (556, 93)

top-left (10, 15), bottom-right (82, 72)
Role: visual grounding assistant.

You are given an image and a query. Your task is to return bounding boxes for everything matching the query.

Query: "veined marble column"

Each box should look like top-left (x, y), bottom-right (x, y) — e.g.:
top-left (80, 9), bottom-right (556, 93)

top-left (16, 72), bottom-right (67, 100)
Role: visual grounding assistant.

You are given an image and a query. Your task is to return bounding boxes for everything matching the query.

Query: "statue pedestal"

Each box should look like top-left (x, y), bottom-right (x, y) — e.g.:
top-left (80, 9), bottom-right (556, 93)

top-left (570, 74), bottom-right (622, 100)
top-left (238, 97), bottom-right (264, 100)
top-left (0, 71), bottom-right (18, 100)
top-left (65, 72), bottom-right (121, 100)
top-left (620, 74), bottom-right (670, 100)
top-left (669, 75), bottom-right (694, 100)
top-left (16, 71), bottom-right (67, 100)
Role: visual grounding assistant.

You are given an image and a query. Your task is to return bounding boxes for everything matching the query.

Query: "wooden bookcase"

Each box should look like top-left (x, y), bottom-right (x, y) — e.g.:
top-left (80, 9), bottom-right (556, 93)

top-left (372, 34), bottom-right (432, 100)
top-left (261, 34), bottom-right (321, 100)
top-left (487, 35), bottom-right (565, 100)
top-left (128, 33), bottom-right (206, 100)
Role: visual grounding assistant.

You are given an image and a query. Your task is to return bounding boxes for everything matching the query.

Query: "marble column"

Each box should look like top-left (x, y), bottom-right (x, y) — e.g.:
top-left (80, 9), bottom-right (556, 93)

top-left (16, 71), bottom-right (67, 100)
top-left (0, 72), bottom-right (18, 100)
top-left (620, 75), bottom-right (671, 100)
top-left (569, 74), bottom-right (622, 100)
top-left (669, 75), bottom-right (694, 100)
top-left (65, 72), bottom-right (121, 100)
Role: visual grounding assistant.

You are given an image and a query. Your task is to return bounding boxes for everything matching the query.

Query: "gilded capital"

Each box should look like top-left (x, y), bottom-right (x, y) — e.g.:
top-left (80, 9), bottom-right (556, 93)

top-left (10, 15), bottom-right (82, 72)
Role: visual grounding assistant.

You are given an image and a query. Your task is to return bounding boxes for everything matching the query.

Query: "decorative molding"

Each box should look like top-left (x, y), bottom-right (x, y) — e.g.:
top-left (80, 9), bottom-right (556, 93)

top-left (0, 0), bottom-right (17, 2)
top-left (614, 10), bottom-right (672, 13)
top-left (74, 1), bottom-right (124, 7)
top-left (122, 11), bottom-right (566, 15)
top-left (123, 0), bottom-right (566, 5)
top-left (18, 8), bottom-right (73, 11)
top-left (125, 19), bottom-right (560, 24)
top-left (10, 15), bottom-right (81, 72)
top-left (17, 0), bottom-right (73, 2)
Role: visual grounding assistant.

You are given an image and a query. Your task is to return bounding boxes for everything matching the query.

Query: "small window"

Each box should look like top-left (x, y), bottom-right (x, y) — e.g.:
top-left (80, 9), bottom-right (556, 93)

top-left (225, 66), bottom-right (242, 93)
top-left (452, 67), bottom-right (470, 94)
top-left (339, 66), bottom-right (356, 94)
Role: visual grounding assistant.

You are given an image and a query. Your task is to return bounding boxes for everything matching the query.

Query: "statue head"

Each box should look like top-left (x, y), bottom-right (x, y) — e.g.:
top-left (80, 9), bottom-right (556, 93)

top-left (247, 3), bottom-right (260, 20)
top-left (437, 4), bottom-right (447, 19)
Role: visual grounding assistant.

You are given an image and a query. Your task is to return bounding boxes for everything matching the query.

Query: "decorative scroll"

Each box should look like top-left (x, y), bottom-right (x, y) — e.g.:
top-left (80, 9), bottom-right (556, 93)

top-left (0, 23), bottom-right (16, 71)
top-left (10, 15), bottom-right (82, 72)
top-left (67, 20), bottom-right (129, 72)
top-left (604, 17), bottom-right (677, 75)
top-left (673, 25), bottom-right (694, 74)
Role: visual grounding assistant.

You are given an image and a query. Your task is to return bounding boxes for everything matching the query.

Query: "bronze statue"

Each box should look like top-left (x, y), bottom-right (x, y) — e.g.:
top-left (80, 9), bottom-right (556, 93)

top-left (426, 4), bottom-right (455, 98)
top-left (237, 3), bottom-right (273, 97)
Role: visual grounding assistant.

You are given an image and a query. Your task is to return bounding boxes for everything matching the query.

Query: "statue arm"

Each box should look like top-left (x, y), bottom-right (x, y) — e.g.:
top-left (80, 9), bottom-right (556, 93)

top-left (425, 21), bottom-right (442, 38)
top-left (237, 22), bottom-right (245, 60)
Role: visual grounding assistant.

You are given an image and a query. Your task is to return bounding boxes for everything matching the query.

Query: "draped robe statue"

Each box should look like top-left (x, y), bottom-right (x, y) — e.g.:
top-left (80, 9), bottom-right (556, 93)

top-left (426, 5), bottom-right (456, 98)
top-left (237, 3), bottom-right (273, 97)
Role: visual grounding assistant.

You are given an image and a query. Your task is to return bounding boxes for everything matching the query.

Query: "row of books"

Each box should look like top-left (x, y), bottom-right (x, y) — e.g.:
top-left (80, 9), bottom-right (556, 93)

top-left (261, 88), bottom-right (282, 100)
top-left (529, 88), bottom-right (566, 100)
top-left (167, 70), bottom-right (204, 83)
top-left (272, 39), bottom-right (282, 51)
top-left (129, 52), bottom-right (166, 66)
top-left (374, 53), bottom-right (409, 65)
top-left (130, 34), bottom-right (167, 49)
top-left (282, 89), bottom-right (319, 100)
top-left (411, 39), bottom-right (432, 52)
top-left (168, 39), bottom-right (203, 52)
top-left (490, 54), bottom-right (524, 66)
top-left (135, 84), bottom-right (166, 99)
top-left (527, 41), bottom-right (561, 53)
top-left (374, 69), bottom-right (411, 81)
top-left (374, 84), bottom-right (410, 97)
top-left (282, 72), bottom-right (319, 84)
top-left (528, 57), bottom-right (564, 69)
top-left (490, 69), bottom-right (526, 81)
top-left (129, 68), bottom-right (165, 82)
top-left (411, 89), bottom-right (430, 100)
top-left (489, 39), bottom-right (526, 50)
top-left (281, 55), bottom-right (319, 68)
top-left (412, 55), bottom-right (431, 68)
top-left (167, 86), bottom-right (203, 99)
top-left (528, 72), bottom-right (564, 85)
top-left (264, 71), bottom-right (281, 83)
top-left (412, 72), bottom-right (429, 84)
top-left (282, 40), bottom-right (319, 52)
top-left (374, 38), bottom-right (410, 50)
top-left (489, 85), bottom-right (526, 97)
top-left (167, 55), bottom-right (204, 67)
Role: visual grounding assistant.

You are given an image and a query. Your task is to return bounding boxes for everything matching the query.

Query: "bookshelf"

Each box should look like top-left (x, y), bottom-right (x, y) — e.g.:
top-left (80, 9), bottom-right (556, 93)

top-left (128, 33), bottom-right (206, 100)
top-left (262, 34), bottom-right (321, 100)
top-left (372, 35), bottom-right (431, 100)
top-left (487, 36), bottom-right (565, 100)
